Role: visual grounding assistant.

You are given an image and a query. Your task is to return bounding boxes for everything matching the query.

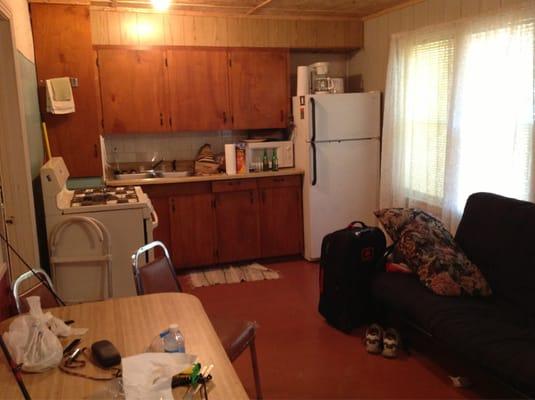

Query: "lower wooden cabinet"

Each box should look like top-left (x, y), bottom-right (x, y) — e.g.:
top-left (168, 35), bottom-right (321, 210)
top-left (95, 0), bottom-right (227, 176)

top-left (143, 174), bottom-right (302, 269)
top-left (214, 189), bottom-right (260, 263)
top-left (258, 179), bottom-right (303, 258)
top-left (169, 193), bottom-right (217, 268)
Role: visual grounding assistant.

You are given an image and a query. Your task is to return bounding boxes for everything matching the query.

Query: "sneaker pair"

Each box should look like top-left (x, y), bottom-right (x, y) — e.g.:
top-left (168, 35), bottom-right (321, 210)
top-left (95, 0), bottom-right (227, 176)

top-left (365, 324), bottom-right (400, 358)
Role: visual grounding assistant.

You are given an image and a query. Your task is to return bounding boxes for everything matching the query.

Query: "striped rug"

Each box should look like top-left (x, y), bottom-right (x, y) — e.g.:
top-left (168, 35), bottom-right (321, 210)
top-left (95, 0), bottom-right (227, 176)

top-left (187, 263), bottom-right (280, 288)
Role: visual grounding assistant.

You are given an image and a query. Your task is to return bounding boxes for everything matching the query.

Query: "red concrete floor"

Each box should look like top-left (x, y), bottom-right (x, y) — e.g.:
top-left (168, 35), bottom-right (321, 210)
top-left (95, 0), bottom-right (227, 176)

top-left (180, 260), bottom-right (510, 399)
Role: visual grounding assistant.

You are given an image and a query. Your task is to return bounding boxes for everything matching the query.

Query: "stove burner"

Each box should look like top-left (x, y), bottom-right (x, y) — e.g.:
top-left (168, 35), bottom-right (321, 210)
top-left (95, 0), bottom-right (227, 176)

top-left (70, 186), bottom-right (139, 207)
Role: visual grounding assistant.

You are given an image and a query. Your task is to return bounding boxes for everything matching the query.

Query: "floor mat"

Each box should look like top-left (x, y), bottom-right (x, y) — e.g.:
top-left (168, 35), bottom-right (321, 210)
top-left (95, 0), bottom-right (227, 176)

top-left (186, 263), bottom-right (280, 288)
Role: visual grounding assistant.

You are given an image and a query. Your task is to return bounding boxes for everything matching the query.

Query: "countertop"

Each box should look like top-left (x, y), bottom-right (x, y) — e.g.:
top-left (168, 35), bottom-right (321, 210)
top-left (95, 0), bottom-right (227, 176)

top-left (106, 167), bottom-right (304, 186)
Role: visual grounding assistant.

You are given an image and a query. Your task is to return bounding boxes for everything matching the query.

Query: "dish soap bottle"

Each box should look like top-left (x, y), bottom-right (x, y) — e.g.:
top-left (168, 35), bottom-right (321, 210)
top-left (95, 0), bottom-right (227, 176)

top-left (271, 149), bottom-right (279, 171)
top-left (163, 324), bottom-right (185, 353)
top-left (263, 149), bottom-right (270, 171)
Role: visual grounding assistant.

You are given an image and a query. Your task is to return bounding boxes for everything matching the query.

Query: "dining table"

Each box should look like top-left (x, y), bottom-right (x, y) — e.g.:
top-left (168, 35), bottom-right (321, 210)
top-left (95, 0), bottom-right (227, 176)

top-left (0, 292), bottom-right (249, 399)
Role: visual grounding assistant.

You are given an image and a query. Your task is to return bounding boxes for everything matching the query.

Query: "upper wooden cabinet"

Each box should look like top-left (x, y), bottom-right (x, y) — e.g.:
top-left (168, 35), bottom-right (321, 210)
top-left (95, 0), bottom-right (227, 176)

top-left (228, 49), bottom-right (289, 130)
top-left (97, 47), bottom-right (289, 133)
top-left (30, 4), bottom-right (101, 177)
top-left (97, 48), bottom-right (169, 133)
top-left (167, 48), bottom-right (231, 131)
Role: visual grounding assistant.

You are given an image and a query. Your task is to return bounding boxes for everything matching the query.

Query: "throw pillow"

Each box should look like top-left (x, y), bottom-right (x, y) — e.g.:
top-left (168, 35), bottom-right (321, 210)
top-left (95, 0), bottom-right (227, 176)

top-left (374, 208), bottom-right (492, 297)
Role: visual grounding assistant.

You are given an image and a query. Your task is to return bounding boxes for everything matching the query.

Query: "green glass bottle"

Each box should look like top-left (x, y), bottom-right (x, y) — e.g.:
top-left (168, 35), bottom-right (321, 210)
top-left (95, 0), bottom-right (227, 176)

top-left (262, 149), bottom-right (270, 171)
top-left (271, 149), bottom-right (278, 171)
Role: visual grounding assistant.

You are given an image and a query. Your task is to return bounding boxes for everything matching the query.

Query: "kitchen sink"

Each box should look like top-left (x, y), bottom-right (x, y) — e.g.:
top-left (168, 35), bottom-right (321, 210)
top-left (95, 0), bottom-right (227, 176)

top-left (157, 171), bottom-right (191, 178)
top-left (114, 172), bottom-right (154, 180)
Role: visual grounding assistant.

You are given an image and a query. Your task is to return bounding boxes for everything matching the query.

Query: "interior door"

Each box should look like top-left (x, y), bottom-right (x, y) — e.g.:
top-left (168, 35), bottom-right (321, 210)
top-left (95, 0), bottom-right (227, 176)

top-left (98, 48), bottom-right (169, 133)
top-left (167, 48), bottom-right (231, 131)
top-left (0, 16), bottom-right (40, 283)
top-left (0, 183), bottom-right (11, 279)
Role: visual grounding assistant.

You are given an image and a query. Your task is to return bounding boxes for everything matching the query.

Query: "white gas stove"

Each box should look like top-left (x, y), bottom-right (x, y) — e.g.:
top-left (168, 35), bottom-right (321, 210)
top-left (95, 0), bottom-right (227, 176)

top-left (40, 157), bottom-right (157, 303)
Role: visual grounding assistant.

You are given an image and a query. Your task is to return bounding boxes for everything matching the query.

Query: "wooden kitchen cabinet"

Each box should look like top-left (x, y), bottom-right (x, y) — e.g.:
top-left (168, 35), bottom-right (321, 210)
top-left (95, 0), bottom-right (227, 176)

top-left (213, 180), bottom-right (261, 263)
top-left (228, 48), bottom-right (289, 129)
top-left (98, 48), bottom-right (169, 133)
top-left (142, 174), bottom-right (301, 269)
top-left (166, 48), bottom-right (231, 131)
top-left (30, 4), bottom-right (102, 177)
top-left (258, 176), bottom-right (303, 257)
top-left (169, 193), bottom-right (217, 268)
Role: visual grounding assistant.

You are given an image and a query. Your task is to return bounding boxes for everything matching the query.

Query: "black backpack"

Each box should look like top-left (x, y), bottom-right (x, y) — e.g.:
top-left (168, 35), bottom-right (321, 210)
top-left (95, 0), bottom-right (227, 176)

top-left (318, 221), bottom-right (386, 333)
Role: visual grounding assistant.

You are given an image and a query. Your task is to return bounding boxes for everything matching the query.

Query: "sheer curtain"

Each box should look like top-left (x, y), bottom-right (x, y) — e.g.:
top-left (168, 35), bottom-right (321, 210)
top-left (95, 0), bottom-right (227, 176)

top-left (381, 5), bottom-right (535, 232)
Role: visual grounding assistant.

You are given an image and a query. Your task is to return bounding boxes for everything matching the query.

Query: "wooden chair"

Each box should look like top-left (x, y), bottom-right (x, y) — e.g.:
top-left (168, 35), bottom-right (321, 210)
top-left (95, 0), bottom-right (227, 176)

top-left (132, 241), bottom-right (262, 399)
top-left (12, 269), bottom-right (61, 314)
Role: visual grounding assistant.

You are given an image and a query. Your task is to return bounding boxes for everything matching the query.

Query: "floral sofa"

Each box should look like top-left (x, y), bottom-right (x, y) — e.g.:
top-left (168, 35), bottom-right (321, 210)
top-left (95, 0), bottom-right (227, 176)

top-left (370, 192), bottom-right (535, 396)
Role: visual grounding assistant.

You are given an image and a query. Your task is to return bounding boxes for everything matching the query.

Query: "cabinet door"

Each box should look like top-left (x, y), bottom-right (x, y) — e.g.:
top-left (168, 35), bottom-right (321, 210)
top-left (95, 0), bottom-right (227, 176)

top-left (214, 190), bottom-right (260, 263)
top-left (30, 4), bottom-right (101, 177)
top-left (167, 48), bottom-right (231, 131)
top-left (98, 49), bottom-right (168, 133)
top-left (228, 49), bottom-right (289, 129)
top-left (169, 194), bottom-right (217, 269)
top-left (259, 184), bottom-right (303, 258)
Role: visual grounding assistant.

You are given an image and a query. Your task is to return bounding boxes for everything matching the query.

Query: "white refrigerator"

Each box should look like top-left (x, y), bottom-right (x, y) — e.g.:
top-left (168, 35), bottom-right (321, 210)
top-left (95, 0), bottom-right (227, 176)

top-left (292, 92), bottom-right (381, 260)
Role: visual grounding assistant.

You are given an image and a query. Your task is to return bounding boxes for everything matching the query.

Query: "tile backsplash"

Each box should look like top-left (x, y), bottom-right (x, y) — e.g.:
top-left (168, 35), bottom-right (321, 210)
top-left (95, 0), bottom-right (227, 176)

top-left (103, 130), bottom-right (248, 165)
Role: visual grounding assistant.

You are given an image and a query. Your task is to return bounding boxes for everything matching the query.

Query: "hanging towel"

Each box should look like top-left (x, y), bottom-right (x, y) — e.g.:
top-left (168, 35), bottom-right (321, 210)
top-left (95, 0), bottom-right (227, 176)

top-left (46, 77), bottom-right (75, 114)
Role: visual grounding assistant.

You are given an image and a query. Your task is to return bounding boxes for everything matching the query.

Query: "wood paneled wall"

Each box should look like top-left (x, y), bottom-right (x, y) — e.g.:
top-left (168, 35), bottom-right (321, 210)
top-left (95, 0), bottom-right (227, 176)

top-left (90, 9), bottom-right (363, 49)
top-left (349, 0), bottom-right (528, 92)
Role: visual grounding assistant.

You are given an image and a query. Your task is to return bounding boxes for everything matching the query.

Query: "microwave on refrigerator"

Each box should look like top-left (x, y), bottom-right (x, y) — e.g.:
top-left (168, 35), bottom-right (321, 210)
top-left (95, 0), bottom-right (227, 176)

top-left (245, 141), bottom-right (294, 171)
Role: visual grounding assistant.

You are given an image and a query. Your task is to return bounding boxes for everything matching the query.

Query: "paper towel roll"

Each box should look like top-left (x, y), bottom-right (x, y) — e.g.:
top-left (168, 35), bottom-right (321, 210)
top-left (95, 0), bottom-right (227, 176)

top-left (225, 144), bottom-right (236, 175)
top-left (297, 66), bottom-right (310, 96)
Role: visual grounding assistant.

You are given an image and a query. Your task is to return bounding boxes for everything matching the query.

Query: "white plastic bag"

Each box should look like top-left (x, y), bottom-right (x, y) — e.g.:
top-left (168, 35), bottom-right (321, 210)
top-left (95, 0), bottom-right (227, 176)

top-left (2, 296), bottom-right (63, 372)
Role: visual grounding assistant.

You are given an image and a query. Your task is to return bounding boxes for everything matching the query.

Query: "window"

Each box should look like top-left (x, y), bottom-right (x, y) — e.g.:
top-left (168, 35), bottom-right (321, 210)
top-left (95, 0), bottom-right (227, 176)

top-left (404, 39), bottom-right (453, 204)
top-left (382, 11), bottom-right (535, 230)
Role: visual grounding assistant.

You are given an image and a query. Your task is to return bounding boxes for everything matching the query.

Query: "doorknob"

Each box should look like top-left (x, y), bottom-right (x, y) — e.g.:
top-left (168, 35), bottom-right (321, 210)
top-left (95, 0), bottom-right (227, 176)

top-left (5, 217), bottom-right (14, 224)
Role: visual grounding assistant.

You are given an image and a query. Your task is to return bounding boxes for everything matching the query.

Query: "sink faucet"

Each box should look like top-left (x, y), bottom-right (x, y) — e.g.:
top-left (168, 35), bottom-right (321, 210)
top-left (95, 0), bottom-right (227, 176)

top-left (151, 159), bottom-right (164, 171)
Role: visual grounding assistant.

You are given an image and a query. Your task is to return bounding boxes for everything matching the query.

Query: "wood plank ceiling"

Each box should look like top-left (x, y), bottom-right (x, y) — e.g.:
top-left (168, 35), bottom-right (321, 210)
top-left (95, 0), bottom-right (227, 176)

top-left (88, 0), bottom-right (415, 19)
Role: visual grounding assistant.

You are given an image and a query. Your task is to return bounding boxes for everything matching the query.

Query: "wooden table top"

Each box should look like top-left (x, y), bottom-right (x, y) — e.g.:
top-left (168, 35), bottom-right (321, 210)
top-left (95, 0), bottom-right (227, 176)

top-left (0, 293), bottom-right (249, 400)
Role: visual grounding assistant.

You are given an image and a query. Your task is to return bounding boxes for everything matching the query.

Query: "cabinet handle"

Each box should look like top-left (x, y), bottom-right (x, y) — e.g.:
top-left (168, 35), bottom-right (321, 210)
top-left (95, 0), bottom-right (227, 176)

top-left (160, 113), bottom-right (164, 126)
top-left (93, 144), bottom-right (98, 158)
top-left (223, 112), bottom-right (227, 124)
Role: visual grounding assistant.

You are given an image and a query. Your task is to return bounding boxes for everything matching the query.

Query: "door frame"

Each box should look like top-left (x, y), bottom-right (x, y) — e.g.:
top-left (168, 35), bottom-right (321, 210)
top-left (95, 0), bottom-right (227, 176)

top-left (0, 1), bottom-right (40, 283)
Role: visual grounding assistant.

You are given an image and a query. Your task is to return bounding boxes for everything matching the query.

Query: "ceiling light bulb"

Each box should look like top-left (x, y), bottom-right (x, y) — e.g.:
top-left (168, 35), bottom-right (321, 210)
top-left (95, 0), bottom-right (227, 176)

top-left (151, 0), bottom-right (170, 11)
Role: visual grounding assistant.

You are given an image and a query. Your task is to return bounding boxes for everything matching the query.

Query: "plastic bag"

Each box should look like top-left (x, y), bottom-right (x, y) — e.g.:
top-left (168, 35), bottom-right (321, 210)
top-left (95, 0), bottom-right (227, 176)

top-left (2, 296), bottom-right (63, 372)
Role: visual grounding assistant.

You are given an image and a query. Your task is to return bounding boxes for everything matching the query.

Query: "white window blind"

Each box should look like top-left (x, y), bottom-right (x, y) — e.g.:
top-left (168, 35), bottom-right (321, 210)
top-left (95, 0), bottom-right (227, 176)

top-left (404, 39), bottom-right (453, 205)
top-left (381, 7), bottom-right (535, 232)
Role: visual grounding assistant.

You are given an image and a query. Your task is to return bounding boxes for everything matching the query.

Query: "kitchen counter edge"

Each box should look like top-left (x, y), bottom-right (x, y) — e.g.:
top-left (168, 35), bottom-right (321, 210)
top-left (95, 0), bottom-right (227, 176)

top-left (106, 168), bottom-right (304, 186)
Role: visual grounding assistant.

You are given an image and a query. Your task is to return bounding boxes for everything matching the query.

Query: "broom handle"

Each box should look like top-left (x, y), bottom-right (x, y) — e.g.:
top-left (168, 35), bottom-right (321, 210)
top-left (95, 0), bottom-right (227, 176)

top-left (0, 334), bottom-right (31, 400)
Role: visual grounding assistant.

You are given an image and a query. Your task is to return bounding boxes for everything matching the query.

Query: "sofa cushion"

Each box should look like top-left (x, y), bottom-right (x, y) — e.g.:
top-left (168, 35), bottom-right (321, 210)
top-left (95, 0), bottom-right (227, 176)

top-left (371, 271), bottom-right (535, 395)
top-left (455, 193), bottom-right (535, 318)
top-left (375, 208), bottom-right (491, 296)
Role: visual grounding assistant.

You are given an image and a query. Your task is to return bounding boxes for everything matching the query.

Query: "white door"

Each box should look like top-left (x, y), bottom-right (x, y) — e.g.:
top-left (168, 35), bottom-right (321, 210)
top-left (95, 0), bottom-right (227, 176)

top-left (303, 138), bottom-right (380, 260)
top-left (0, 14), bottom-right (40, 282)
top-left (308, 92), bottom-right (381, 142)
top-left (0, 182), bottom-right (10, 280)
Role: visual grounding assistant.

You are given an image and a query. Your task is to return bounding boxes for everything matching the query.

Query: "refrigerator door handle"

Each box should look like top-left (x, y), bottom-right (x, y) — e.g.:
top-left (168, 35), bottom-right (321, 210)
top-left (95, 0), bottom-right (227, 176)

top-left (311, 141), bottom-right (317, 186)
top-left (310, 97), bottom-right (316, 142)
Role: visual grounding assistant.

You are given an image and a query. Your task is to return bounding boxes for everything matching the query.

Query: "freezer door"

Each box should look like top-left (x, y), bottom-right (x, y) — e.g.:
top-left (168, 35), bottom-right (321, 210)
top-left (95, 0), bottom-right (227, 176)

top-left (308, 92), bottom-right (380, 142)
top-left (302, 138), bottom-right (380, 260)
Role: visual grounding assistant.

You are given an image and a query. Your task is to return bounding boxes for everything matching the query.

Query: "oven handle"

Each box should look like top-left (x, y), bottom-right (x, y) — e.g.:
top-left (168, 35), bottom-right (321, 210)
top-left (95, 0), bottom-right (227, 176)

top-left (148, 200), bottom-right (159, 229)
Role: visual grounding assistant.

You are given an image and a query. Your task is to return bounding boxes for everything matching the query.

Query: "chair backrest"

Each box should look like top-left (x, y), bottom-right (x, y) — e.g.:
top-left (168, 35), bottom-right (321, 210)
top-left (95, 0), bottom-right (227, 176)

top-left (131, 241), bottom-right (181, 295)
top-left (12, 269), bottom-right (61, 314)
